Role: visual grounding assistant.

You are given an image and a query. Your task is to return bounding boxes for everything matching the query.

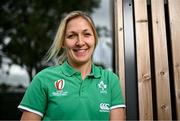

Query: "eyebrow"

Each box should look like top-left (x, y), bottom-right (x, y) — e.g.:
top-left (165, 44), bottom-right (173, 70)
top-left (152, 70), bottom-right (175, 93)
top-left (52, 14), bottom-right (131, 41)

top-left (66, 29), bottom-right (92, 34)
top-left (83, 29), bottom-right (90, 32)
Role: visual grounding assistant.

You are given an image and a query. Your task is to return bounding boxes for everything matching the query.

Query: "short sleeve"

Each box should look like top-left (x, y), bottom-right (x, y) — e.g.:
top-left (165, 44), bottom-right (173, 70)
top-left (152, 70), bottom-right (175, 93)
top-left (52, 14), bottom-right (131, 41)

top-left (109, 72), bottom-right (125, 110)
top-left (18, 74), bottom-right (47, 117)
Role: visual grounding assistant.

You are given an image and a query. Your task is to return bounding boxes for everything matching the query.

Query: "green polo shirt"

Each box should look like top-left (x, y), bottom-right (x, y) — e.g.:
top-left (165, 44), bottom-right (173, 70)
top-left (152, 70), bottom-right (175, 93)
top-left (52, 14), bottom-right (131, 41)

top-left (18, 61), bottom-right (125, 120)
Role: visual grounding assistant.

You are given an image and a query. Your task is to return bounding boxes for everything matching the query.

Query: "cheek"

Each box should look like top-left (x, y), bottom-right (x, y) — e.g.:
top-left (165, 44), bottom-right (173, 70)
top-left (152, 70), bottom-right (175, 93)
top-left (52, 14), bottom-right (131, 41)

top-left (64, 40), bottom-right (74, 48)
top-left (89, 39), bottom-right (96, 48)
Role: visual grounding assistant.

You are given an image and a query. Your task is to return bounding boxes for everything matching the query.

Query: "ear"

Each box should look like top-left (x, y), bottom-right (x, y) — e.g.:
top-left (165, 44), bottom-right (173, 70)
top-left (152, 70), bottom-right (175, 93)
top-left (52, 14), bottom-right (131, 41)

top-left (62, 42), bottom-right (65, 48)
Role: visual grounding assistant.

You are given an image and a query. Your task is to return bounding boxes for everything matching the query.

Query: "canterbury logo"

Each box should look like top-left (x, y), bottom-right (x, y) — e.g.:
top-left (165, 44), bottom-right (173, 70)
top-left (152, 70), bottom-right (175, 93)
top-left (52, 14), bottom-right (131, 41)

top-left (100, 103), bottom-right (110, 110)
top-left (55, 79), bottom-right (65, 91)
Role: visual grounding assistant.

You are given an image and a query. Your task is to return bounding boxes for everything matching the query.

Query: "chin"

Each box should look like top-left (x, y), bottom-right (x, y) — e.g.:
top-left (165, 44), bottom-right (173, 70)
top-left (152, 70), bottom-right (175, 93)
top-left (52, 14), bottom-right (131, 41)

top-left (68, 53), bottom-right (92, 64)
top-left (76, 59), bottom-right (89, 63)
top-left (74, 58), bottom-right (91, 64)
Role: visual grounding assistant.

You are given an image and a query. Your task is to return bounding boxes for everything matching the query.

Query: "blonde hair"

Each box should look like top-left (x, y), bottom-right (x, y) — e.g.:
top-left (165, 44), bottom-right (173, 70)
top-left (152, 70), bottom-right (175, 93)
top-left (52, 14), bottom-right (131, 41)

top-left (45, 11), bottom-right (98, 64)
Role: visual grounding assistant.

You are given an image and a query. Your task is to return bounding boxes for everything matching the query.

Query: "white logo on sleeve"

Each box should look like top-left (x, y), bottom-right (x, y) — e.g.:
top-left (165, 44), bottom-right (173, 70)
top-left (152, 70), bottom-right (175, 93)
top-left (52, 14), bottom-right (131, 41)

top-left (99, 103), bottom-right (110, 112)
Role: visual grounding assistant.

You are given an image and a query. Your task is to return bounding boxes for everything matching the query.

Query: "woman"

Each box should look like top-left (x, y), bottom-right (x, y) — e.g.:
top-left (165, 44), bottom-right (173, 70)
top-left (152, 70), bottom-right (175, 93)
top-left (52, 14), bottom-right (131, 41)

top-left (18, 11), bottom-right (125, 121)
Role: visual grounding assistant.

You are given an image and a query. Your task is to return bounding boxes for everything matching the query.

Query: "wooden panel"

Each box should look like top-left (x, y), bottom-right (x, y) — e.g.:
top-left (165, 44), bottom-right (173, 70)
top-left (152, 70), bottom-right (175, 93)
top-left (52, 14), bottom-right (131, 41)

top-left (151, 0), bottom-right (172, 119)
top-left (168, 0), bottom-right (180, 119)
top-left (134, 0), bottom-right (153, 120)
top-left (114, 0), bottom-right (125, 96)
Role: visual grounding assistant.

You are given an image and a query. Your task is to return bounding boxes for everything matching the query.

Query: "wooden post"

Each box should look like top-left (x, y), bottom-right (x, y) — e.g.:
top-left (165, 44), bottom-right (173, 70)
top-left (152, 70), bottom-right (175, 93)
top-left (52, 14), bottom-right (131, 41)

top-left (168, 0), bottom-right (180, 119)
top-left (151, 0), bottom-right (172, 119)
top-left (134, 0), bottom-right (153, 120)
top-left (113, 0), bottom-right (125, 97)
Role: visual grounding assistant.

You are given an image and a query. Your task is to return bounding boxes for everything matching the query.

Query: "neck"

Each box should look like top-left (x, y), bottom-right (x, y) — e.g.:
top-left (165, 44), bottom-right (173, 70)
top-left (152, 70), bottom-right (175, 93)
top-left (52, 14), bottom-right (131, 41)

top-left (68, 60), bottom-right (92, 80)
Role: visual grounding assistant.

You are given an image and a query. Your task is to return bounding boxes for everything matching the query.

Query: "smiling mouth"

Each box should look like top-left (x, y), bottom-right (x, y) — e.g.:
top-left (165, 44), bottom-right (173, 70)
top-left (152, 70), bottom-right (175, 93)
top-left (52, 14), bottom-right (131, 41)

top-left (73, 48), bottom-right (88, 52)
top-left (73, 48), bottom-right (88, 56)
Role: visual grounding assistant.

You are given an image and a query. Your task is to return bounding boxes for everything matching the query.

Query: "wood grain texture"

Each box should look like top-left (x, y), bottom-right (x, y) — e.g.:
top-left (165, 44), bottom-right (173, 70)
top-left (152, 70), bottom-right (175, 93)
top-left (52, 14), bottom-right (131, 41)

top-left (168, 0), bottom-right (180, 119)
top-left (151, 0), bottom-right (172, 119)
top-left (134, 0), bottom-right (153, 120)
top-left (114, 0), bottom-right (125, 96)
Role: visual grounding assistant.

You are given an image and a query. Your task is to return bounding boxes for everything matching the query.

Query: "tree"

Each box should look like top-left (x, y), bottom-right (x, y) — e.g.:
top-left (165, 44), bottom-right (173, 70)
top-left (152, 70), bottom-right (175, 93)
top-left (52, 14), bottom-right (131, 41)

top-left (0, 0), bottom-right (101, 80)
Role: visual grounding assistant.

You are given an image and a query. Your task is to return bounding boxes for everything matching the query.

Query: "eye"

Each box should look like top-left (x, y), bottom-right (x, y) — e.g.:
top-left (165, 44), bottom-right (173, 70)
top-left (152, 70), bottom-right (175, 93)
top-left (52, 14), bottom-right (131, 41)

top-left (84, 33), bottom-right (92, 37)
top-left (66, 34), bottom-right (75, 39)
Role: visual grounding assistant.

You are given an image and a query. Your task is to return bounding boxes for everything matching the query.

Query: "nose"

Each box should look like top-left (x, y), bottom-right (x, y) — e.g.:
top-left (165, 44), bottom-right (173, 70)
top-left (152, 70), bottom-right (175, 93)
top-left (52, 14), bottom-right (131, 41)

top-left (75, 35), bottom-right (84, 46)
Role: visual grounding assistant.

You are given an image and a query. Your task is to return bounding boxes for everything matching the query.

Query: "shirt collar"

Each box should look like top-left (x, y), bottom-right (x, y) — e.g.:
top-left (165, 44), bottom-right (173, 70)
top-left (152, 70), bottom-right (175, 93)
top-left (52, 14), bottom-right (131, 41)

top-left (61, 61), bottom-right (78, 77)
top-left (61, 60), bottom-right (101, 78)
top-left (89, 64), bottom-right (101, 78)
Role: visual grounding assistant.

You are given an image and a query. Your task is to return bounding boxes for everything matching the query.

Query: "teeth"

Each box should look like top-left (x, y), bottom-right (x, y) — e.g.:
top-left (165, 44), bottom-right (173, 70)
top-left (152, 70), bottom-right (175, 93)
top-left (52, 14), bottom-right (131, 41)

top-left (78, 49), bottom-right (85, 52)
top-left (74, 49), bottom-right (86, 52)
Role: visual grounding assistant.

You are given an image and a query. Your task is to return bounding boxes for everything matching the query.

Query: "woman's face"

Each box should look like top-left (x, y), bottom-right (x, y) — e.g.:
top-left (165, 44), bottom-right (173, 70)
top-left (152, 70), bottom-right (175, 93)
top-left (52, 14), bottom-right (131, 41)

top-left (64, 16), bottom-right (96, 66)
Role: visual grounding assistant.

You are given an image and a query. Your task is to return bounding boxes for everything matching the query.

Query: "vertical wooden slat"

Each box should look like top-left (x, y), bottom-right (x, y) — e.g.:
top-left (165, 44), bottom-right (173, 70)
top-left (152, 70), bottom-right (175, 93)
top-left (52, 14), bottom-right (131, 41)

top-left (114, 0), bottom-right (125, 96)
top-left (168, 0), bottom-right (180, 119)
top-left (134, 0), bottom-right (153, 120)
top-left (151, 0), bottom-right (172, 119)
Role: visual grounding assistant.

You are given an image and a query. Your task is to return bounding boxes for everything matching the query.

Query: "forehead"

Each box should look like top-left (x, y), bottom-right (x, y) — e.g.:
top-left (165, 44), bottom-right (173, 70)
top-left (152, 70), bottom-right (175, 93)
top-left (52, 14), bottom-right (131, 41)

top-left (66, 16), bottom-right (92, 31)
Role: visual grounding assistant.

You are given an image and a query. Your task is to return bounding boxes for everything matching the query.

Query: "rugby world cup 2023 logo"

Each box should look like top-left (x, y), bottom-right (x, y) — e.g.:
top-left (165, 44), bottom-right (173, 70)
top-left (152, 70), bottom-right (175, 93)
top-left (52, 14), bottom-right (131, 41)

top-left (55, 79), bottom-right (65, 91)
top-left (53, 79), bottom-right (68, 96)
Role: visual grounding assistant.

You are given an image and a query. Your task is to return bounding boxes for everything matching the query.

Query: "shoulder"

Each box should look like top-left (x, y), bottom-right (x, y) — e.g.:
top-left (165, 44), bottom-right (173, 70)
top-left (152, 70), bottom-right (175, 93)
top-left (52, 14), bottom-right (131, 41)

top-left (39, 65), bottom-right (61, 74)
top-left (27, 65), bottom-right (63, 89)
top-left (32, 65), bottom-right (63, 81)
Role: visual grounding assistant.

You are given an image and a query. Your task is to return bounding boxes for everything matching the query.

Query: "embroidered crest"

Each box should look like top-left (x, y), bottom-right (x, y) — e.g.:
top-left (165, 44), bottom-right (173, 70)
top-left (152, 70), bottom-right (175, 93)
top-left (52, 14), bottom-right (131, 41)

top-left (98, 81), bottom-right (107, 94)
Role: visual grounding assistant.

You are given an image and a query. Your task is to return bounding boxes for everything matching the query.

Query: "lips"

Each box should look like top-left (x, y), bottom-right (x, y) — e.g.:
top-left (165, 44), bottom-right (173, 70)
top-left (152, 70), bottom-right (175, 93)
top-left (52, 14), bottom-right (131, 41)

top-left (73, 48), bottom-right (88, 56)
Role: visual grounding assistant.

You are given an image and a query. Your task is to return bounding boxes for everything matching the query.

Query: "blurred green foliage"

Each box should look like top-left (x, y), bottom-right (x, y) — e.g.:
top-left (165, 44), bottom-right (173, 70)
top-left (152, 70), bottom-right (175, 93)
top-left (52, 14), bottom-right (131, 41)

top-left (0, 0), bottom-right (101, 80)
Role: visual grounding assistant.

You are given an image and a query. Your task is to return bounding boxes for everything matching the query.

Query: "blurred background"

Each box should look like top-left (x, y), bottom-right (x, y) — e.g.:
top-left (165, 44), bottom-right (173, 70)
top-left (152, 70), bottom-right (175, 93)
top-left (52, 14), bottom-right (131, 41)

top-left (0, 0), bottom-right (113, 119)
